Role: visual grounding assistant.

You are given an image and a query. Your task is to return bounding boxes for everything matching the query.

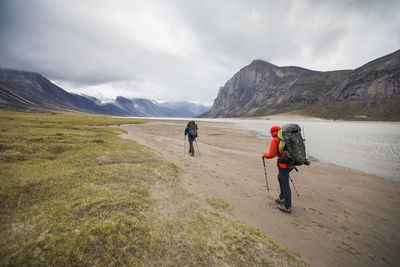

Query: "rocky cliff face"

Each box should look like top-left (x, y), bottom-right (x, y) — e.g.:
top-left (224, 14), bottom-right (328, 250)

top-left (209, 60), bottom-right (307, 116)
top-left (204, 49), bottom-right (400, 119)
top-left (324, 49), bottom-right (400, 101)
top-left (204, 60), bottom-right (349, 117)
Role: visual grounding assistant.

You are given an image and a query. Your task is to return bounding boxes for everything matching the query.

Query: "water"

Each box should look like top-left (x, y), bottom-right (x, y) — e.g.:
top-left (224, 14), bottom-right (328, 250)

top-left (125, 117), bottom-right (400, 181)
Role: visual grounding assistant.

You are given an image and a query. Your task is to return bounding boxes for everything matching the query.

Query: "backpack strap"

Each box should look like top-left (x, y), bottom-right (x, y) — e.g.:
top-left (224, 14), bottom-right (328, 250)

top-left (277, 129), bottom-right (285, 153)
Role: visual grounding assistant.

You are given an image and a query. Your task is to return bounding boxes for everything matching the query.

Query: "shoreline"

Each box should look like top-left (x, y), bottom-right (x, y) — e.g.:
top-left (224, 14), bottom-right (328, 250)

top-left (121, 111), bottom-right (400, 124)
top-left (121, 119), bottom-right (400, 267)
top-left (122, 115), bottom-right (400, 181)
top-left (215, 111), bottom-right (400, 123)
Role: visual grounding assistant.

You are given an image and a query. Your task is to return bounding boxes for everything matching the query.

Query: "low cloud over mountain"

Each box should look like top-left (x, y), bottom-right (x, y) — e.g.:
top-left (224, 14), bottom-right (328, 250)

top-left (0, 69), bottom-right (209, 117)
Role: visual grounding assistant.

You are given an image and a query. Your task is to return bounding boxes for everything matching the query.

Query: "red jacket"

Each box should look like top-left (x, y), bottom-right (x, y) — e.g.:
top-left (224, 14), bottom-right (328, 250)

top-left (263, 127), bottom-right (295, 169)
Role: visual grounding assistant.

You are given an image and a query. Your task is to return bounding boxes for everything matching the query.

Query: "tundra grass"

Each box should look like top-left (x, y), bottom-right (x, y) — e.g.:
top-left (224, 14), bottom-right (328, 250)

top-left (301, 100), bottom-right (400, 121)
top-left (0, 110), bottom-right (306, 266)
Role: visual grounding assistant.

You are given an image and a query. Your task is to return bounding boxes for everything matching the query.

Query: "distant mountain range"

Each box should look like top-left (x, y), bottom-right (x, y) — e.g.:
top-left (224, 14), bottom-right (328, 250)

top-left (202, 49), bottom-right (400, 121)
top-left (2, 49), bottom-right (399, 120)
top-left (0, 69), bottom-right (209, 117)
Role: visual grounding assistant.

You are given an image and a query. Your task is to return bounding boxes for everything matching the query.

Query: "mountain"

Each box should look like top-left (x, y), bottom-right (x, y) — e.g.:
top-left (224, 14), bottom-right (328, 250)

top-left (324, 50), bottom-right (400, 101)
top-left (203, 49), bottom-right (400, 120)
top-left (0, 69), bottom-right (130, 115)
top-left (112, 97), bottom-right (162, 117)
top-left (203, 60), bottom-right (350, 117)
top-left (158, 101), bottom-right (210, 117)
top-left (0, 68), bottom-right (209, 117)
top-left (112, 97), bottom-right (209, 117)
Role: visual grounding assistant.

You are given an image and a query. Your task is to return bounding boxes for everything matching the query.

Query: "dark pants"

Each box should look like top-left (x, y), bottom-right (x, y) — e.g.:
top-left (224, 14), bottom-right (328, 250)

top-left (278, 167), bottom-right (293, 209)
top-left (188, 138), bottom-right (194, 156)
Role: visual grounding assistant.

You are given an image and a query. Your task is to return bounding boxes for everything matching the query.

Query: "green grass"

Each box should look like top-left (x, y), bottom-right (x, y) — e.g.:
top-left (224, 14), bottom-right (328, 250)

top-left (0, 110), bottom-right (306, 266)
top-left (250, 99), bottom-right (400, 121)
top-left (207, 197), bottom-right (231, 211)
top-left (301, 100), bottom-right (400, 121)
top-left (0, 111), bottom-right (159, 265)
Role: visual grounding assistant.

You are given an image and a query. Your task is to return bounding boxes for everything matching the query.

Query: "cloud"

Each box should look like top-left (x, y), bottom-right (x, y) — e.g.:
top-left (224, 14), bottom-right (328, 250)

top-left (1, 0), bottom-right (399, 104)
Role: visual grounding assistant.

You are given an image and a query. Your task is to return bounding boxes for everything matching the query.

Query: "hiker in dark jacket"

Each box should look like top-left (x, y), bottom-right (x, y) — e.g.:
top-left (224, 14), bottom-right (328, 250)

top-left (185, 121), bottom-right (198, 156)
top-left (262, 126), bottom-right (295, 213)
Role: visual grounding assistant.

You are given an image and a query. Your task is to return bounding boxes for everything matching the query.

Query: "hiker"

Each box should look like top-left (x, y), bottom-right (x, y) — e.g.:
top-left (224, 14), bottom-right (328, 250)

top-left (185, 121), bottom-right (198, 156)
top-left (262, 126), bottom-right (295, 213)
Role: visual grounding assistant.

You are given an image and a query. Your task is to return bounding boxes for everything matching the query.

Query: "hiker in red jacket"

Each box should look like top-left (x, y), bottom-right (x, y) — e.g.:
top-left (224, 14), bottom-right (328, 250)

top-left (262, 125), bottom-right (295, 213)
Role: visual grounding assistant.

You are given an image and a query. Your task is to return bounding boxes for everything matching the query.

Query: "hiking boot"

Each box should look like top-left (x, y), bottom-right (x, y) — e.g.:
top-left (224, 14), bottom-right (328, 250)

top-left (275, 198), bottom-right (284, 204)
top-left (278, 204), bottom-right (291, 213)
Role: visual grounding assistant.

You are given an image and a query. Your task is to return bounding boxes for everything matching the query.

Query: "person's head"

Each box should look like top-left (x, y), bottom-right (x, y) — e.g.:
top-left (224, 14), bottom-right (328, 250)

top-left (269, 126), bottom-right (281, 137)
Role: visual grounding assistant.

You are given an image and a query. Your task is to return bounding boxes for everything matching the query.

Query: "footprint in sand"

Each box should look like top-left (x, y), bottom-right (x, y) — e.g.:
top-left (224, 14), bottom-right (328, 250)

top-left (337, 242), bottom-right (361, 257)
top-left (340, 225), bottom-right (350, 232)
top-left (307, 207), bottom-right (323, 214)
top-left (312, 221), bottom-right (325, 229)
top-left (300, 227), bottom-right (308, 233)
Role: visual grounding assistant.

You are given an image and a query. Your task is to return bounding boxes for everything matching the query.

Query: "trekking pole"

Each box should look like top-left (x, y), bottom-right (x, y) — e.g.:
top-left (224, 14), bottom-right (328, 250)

top-left (302, 126), bottom-right (307, 157)
top-left (262, 157), bottom-right (269, 191)
top-left (289, 175), bottom-right (300, 199)
top-left (194, 139), bottom-right (201, 156)
top-left (183, 135), bottom-right (186, 155)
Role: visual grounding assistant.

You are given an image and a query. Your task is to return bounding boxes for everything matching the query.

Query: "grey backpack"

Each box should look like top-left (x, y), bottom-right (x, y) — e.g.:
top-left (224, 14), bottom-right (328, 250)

top-left (278, 124), bottom-right (310, 166)
top-left (187, 121), bottom-right (198, 138)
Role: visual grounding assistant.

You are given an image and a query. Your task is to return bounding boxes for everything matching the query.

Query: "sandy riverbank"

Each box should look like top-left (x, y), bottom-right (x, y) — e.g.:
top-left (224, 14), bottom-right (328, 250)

top-left (251, 112), bottom-right (329, 122)
top-left (121, 119), bottom-right (400, 267)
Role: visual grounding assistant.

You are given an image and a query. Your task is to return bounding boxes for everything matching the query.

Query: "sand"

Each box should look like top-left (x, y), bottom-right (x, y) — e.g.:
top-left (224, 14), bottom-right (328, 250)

top-left (121, 119), bottom-right (400, 267)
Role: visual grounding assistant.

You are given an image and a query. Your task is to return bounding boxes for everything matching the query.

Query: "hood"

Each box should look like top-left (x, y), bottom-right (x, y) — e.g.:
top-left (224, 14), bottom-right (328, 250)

top-left (270, 126), bottom-right (281, 137)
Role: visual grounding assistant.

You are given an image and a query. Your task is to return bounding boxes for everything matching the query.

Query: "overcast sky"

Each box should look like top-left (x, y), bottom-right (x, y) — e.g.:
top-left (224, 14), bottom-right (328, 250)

top-left (1, 0), bottom-right (399, 105)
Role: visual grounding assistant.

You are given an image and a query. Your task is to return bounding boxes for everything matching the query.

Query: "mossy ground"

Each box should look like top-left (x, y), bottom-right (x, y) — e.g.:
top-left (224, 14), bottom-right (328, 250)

top-left (251, 99), bottom-right (400, 121)
top-left (0, 110), bottom-right (306, 266)
top-left (301, 100), bottom-right (400, 121)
